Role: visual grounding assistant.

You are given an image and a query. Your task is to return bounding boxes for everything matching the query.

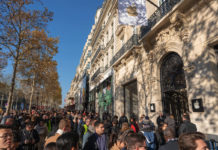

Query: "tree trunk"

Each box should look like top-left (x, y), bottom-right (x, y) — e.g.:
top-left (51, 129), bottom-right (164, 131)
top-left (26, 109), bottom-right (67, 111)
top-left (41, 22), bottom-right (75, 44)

top-left (10, 93), bottom-right (15, 110)
top-left (28, 76), bottom-right (36, 114)
top-left (6, 56), bottom-right (19, 115)
top-left (1, 95), bottom-right (4, 108)
top-left (15, 96), bottom-right (18, 110)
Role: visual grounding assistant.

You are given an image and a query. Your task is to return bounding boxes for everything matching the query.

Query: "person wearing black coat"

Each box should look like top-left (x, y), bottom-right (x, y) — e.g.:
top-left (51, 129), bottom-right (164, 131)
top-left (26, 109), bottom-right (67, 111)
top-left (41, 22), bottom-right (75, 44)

top-left (159, 140), bottom-right (179, 150)
top-left (155, 122), bottom-right (167, 149)
top-left (111, 120), bottom-right (119, 135)
top-left (104, 119), bottom-right (112, 137)
top-left (118, 113), bottom-right (128, 128)
top-left (20, 122), bottom-right (40, 150)
top-left (83, 121), bottom-right (108, 150)
top-left (51, 112), bottom-right (60, 132)
top-left (156, 112), bottom-right (166, 127)
top-left (178, 114), bottom-right (197, 136)
top-left (158, 127), bottom-right (179, 150)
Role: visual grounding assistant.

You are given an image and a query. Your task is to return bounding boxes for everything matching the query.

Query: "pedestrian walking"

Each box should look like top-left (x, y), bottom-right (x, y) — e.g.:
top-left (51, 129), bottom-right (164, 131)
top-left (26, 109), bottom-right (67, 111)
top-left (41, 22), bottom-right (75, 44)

top-left (82, 118), bottom-right (96, 148)
top-left (140, 116), bottom-right (156, 150)
top-left (178, 132), bottom-right (208, 150)
top-left (158, 127), bottom-right (179, 150)
top-left (119, 113), bottom-right (128, 128)
top-left (130, 117), bottom-right (139, 133)
top-left (109, 132), bottom-right (127, 150)
top-left (155, 122), bottom-right (168, 148)
top-left (44, 119), bottom-right (71, 147)
top-left (56, 132), bottom-right (79, 150)
top-left (34, 119), bottom-right (48, 150)
top-left (83, 121), bottom-right (108, 150)
top-left (20, 122), bottom-right (40, 150)
top-left (125, 133), bottom-right (146, 150)
top-left (156, 112), bottom-right (166, 127)
top-left (178, 114), bottom-right (197, 136)
top-left (164, 114), bottom-right (175, 133)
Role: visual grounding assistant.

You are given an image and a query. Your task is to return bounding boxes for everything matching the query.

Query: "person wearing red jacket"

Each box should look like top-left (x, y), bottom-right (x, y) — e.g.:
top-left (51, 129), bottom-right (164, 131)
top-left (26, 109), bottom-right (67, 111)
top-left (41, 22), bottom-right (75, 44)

top-left (130, 117), bottom-right (139, 133)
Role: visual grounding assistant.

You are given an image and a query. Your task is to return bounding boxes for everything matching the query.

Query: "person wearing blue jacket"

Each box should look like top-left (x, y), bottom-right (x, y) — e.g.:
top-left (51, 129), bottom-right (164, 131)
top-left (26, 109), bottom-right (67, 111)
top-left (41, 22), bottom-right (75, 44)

top-left (140, 116), bottom-right (156, 150)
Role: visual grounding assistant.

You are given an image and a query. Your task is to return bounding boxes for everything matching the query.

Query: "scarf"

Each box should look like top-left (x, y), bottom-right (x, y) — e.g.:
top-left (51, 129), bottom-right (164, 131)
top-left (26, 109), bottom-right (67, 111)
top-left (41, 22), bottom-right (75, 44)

top-left (56, 129), bottom-right (64, 135)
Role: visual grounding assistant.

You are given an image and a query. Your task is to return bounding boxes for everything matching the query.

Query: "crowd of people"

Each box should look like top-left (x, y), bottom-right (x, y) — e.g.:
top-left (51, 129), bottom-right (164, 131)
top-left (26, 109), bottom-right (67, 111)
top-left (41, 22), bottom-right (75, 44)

top-left (0, 109), bottom-right (210, 150)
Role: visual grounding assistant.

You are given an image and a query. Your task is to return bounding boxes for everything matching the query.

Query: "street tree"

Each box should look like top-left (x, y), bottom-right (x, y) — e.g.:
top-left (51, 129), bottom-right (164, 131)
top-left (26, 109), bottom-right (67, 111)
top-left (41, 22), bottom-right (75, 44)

top-left (19, 29), bottom-right (58, 113)
top-left (0, 50), bottom-right (7, 73)
top-left (42, 61), bottom-right (62, 108)
top-left (0, 0), bottom-right (53, 114)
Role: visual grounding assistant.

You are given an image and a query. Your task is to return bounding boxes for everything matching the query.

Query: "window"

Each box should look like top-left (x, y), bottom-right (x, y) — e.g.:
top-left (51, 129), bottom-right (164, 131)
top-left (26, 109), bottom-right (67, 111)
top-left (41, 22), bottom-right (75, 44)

top-left (120, 36), bottom-right (124, 47)
top-left (111, 23), bottom-right (114, 35)
top-left (111, 46), bottom-right (114, 57)
top-left (102, 38), bottom-right (105, 47)
top-left (106, 53), bottom-right (109, 67)
top-left (106, 31), bottom-right (109, 43)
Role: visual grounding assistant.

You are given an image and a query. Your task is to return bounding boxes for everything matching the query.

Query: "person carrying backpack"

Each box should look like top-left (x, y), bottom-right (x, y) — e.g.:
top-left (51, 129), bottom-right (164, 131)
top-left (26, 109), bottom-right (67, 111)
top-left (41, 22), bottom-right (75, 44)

top-left (140, 116), bottom-right (156, 150)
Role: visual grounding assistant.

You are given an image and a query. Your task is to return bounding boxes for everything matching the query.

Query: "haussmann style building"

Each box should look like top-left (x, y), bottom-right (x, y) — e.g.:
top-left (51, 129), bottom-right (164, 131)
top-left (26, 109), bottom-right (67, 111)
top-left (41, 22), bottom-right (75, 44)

top-left (68, 0), bottom-right (218, 139)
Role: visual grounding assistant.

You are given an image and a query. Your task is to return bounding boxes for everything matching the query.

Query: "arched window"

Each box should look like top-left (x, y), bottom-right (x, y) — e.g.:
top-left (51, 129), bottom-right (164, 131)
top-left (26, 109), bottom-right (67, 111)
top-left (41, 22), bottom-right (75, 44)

top-left (160, 53), bottom-right (189, 124)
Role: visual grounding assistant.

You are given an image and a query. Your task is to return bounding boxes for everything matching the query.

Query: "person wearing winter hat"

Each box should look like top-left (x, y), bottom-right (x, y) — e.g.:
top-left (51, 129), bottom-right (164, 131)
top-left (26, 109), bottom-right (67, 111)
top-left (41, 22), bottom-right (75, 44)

top-left (141, 116), bottom-right (155, 131)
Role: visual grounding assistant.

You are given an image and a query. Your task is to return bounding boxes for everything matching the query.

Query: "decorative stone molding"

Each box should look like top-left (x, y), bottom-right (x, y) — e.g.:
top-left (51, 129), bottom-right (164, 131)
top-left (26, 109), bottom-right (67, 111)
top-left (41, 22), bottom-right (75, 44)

top-left (169, 10), bottom-right (189, 42)
top-left (143, 40), bottom-right (153, 53)
top-left (120, 59), bottom-right (127, 69)
top-left (132, 46), bottom-right (142, 57)
top-left (145, 10), bottom-right (189, 64)
top-left (148, 51), bottom-right (154, 63)
top-left (114, 63), bottom-right (122, 72)
top-left (116, 25), bottom-right (125, 36)
top-left (126, 54), bottom-right (135, 62)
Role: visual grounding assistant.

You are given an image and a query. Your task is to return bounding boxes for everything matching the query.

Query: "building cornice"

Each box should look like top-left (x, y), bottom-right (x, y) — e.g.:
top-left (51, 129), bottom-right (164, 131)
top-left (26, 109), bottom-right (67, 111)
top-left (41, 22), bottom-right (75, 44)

top-left (91, 0), bottom-right (116, 47)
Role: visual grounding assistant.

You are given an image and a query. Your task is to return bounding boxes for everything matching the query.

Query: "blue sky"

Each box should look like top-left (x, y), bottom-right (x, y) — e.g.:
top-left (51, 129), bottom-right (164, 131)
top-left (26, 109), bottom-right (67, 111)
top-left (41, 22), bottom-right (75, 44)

top-left (44, 0), bottom-right (104, 106)
top-left (3, 0), bottom-right (104, 107)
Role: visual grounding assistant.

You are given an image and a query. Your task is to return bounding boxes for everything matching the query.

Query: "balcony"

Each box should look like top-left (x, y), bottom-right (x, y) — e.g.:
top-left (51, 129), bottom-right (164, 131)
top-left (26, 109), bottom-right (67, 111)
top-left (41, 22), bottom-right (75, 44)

top-left (104, 35), bottom-right (114, 52)
top-left (92, 27), bottom-right (102, 47)
top-left (91, 46), bottom-right (105, 64)
top-left (140, 0), bottom-right (181, 39)
top-left (110, 34), bottom-right (139, 66)
top-left (91, 67), bottom-right (104, 81)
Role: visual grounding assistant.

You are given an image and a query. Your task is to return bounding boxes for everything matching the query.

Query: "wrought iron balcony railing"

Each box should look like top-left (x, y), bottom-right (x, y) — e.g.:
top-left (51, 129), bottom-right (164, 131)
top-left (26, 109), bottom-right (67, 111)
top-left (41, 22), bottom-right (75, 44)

top-left (91, 67), bottom-right (104, 81)
top-left (91, 46), bottom-right (105, 64)
top-left (110, 34), bottom-right (139, 66)
top-left (140, 0), bottom-right (181, 38)
top-left (92, 27), bottom-right (102, 47)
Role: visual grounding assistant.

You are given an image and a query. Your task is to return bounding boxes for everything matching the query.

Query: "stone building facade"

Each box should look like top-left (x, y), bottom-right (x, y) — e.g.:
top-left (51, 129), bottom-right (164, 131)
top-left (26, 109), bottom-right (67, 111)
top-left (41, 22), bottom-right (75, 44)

top-left (138, 0), bottom-right (218, 137)
top-left (66, 32), bottom-right (93, 110)
top-left (68, 0), bottom-right (218, 138)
